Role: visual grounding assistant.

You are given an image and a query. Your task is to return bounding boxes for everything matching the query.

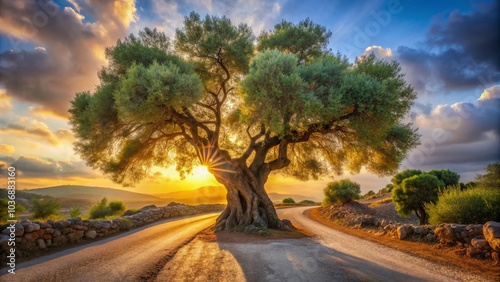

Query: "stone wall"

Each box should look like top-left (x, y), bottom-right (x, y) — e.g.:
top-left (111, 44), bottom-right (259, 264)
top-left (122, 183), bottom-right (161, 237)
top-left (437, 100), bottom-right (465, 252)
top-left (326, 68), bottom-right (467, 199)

top-left (0, 203), bottom-right (225, 263)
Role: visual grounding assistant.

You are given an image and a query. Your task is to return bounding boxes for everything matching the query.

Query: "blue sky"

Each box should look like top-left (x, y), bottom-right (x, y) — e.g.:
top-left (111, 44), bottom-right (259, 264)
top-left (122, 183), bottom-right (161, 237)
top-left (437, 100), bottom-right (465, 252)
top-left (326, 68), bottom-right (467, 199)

top-left (0, 0), bottom-right (498, 196)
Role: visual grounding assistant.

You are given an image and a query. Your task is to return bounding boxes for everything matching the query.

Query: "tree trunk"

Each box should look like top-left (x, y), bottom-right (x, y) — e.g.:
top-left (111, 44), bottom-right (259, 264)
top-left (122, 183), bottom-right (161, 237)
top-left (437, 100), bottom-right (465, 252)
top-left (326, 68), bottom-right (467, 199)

top-left (415, 206), bottom-right (427, 225)
top-left (209, 163), bottom-right (286, 232)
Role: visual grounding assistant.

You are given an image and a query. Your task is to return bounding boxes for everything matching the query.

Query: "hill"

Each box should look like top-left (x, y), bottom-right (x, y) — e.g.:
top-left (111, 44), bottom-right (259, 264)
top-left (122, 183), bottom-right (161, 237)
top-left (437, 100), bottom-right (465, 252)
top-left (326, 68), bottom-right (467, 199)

top-left (26, 185), bottom-right (170, 209)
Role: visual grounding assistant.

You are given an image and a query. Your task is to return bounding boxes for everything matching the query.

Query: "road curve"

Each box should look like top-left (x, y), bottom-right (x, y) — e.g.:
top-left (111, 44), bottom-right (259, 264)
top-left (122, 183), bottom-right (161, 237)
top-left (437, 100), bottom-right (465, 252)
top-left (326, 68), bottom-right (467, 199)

top-left (277, 207), bottom-right (490, 282)
top-left (156, 207), bottom-right (490, 281)
top-left (0, 213), bottom-right (219, 282)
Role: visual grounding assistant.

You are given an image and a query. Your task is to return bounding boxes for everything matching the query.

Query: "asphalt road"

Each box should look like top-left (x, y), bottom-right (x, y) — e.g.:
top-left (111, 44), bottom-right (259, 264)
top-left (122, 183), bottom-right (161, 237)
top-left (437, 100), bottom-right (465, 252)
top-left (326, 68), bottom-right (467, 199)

top-left (0, 207), bottom-right (492, 281)
top-left (0, 213), bottom-right (219, 282)
top-left (157, 207), bottom-right (491, 282)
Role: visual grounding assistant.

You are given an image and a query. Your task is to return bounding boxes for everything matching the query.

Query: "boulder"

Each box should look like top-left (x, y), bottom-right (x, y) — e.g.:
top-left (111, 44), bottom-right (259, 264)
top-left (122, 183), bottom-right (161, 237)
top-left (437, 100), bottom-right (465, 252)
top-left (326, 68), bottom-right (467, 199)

top-left (36, 238), bottom-right (47, 249)
top-left (397, 225), bottom-right (413, 240)
top-left (167, 202), bottom-right (184, 207)
top-left (15, 223), bottom-right (24, 237)
top-left (483, 221), bottom-right (500, 251)
top-left (84, 230), bottom-right (97, 239)
top-left (434, 225), bottom-right (455, 243)
top-left (466, 247), bottom-right (482, 258)
top-left (122, 209), bottom-right (137, 216)
top-left (471, 238), bottom-right (491, 250)
top-left (139, 205), bottom-right (157, 211)
top-left (24, 232), bottom-right (39, 241)
top-left (24, 223), bottom-right (40, 233)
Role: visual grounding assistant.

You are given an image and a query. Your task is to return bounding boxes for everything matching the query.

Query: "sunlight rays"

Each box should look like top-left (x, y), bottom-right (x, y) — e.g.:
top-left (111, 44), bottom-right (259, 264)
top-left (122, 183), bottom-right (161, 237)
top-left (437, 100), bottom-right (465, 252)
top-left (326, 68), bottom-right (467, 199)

top-left (196, 143), bottom-right (236, 177)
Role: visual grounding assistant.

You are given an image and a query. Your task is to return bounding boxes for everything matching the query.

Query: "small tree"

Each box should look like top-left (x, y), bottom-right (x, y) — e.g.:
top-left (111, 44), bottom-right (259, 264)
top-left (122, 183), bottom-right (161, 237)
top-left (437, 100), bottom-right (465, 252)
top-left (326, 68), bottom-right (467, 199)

top-left (69, 206), bottom-right (82, 218)
top-left (89, 198), bottom-right (111, 219)
top-left (475, 162), bottom-right (500, 190)
top-left (392, 173), bottom-right (441, 225)
top-left (364, 190), bottom-right (375, 198)
top-left (427, 169), bottom-right (460, 187)
top-left (299, 200), bottom-right (315, 204)
top-left (282, 197), bottom-right (296, 204)
top-left (31, 199), bottom-right (61, 219)
top-left (109, 201), bottom-right (126, 215)
top-left (322, 179), bottom-right (361, 206)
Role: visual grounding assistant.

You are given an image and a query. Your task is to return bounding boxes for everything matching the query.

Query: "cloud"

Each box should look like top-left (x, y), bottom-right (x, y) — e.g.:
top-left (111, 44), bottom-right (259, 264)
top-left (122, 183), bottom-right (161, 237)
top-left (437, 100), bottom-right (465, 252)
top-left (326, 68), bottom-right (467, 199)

top-left (5, 155), bottom-right (100, 179)
top-left (396, 2), bottom-right (499, 94)
top-left (404, 85), bottom-right (500, 177)
top-left (0, 0), bottom-right (136, 117)
top-left (0, 117), bottom-right (74, 146)
top-left (363, 46), bottom-right (393, 59)
top-left (0, 144), bottom-right (15, 154)
top-left (0, 89), bottom-right (13, 112)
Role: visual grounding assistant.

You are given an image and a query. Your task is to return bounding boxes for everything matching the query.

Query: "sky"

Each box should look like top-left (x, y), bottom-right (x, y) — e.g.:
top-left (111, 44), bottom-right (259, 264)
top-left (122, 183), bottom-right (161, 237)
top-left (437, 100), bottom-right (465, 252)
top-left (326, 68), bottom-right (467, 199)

top-left (0, 0), bottom-right (499, 199)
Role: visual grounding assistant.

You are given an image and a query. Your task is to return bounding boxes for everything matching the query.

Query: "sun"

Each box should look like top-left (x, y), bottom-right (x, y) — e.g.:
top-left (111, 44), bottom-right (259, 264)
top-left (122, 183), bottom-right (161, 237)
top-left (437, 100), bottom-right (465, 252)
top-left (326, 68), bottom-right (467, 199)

top-left (192, 165), bottom-right (211, 179)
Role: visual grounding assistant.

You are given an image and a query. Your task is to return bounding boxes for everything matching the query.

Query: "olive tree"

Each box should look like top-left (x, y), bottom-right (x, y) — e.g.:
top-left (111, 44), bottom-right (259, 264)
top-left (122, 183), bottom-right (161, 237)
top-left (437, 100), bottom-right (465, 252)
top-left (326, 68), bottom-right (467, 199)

top-left (69, 14), bottom-right (419, 232)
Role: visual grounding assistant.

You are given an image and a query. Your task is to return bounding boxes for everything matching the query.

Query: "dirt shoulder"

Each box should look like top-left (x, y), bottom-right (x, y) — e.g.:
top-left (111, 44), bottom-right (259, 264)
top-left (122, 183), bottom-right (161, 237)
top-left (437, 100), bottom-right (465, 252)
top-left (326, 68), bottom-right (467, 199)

top-left (306, 207), bottom-right (500, 281)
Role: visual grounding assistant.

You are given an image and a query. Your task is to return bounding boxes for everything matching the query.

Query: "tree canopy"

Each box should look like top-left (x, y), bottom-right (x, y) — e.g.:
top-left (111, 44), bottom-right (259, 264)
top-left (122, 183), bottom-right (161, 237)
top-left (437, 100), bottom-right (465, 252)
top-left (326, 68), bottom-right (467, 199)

top-left (391, 169), bottom-right (460, 224)
top-left (70, 13), bottom-right (419, 231)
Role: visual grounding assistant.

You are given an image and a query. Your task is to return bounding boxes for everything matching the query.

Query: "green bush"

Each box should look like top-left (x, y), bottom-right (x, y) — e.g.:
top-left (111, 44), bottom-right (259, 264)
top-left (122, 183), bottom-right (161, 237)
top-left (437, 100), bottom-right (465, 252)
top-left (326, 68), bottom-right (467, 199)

top-left (69, 206), bottom-right (82, 218)
top-left (0, 199), bottom-right (25, 222)
top-left (89, 198), bottom-right (111, 219)
top-left (299, 200), bottom-right (315, 204)
top-left (282, 197), bottom-right (296, 204)
top-left (364, 190), bottom-right (375, 198)
top-left (31, 198), bottom-right (61, 219)
top-left (322, 179), bottom-right (361, 206)
top-left (109, 201), bottom-right (126, 214)
top-left (426, 186), bottom-right (500, 224)
top-left (89, 198), bottom-right (127, 219)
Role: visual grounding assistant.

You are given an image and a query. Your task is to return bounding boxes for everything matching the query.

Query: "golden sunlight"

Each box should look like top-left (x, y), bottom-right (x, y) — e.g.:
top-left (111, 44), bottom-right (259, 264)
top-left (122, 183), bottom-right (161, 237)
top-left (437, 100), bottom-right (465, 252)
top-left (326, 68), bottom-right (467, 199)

top-left (193, 165), bottom-right (211, 179)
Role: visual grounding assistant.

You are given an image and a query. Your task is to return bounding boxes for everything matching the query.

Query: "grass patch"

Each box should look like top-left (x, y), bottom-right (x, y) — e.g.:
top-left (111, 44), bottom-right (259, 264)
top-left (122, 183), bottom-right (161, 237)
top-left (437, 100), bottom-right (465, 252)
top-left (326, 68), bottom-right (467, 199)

top-left (369, 197), bottom-right (392, 207)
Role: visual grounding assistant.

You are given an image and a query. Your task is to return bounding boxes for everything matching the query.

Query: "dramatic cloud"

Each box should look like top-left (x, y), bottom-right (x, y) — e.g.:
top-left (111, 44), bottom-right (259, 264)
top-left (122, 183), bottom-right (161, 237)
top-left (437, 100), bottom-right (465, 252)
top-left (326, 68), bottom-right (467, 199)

top-left (0, 117), bottom-right (74, 146)
top-left (6, 155), bottom-right (100, 179)
top-left (404, 85), bottom-right (500, 178)
top-left (0, 144), bottom-right (15, 154)
top-left (363, 46), bottom-right (393, 59)
top-left (396, 2), bottom-right (499, 94)
top-left (0, 0), bottom-right (136, 117)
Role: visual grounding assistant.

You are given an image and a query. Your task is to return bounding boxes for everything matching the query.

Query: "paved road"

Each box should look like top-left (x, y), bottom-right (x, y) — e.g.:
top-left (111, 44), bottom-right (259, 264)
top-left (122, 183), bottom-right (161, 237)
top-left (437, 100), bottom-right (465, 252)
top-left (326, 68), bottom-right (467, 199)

top-left (157, 207), bottom-right (491, 282)
top-left (0, 213), bottom-right (219, 282)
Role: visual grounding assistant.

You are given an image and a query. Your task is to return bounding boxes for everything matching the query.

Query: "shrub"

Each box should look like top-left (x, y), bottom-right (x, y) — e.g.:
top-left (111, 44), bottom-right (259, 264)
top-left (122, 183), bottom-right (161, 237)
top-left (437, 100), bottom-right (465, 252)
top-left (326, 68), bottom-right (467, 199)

top-left (426, 186), bottom-right (500, 224)
top-left (89, 198), bottom-right (111, 219)
top-left (364, 190), bottom-right (375, 198)
top-left (299, 200), bottom-right (315, 205)
top-left (282, 197), bottom-right (296, 204)
top-left (69, 206), bottom-right (82, 218)
top-left (475, 162), bottom-right (499, 190)
top-left (322, 179), bottom-right (361, 206)
top-left (109, 201), bottom-right (126, 215)
top-left (31, 198), bottom-right (61, 219)
top-left (89, 198), bottom-right (127, 219)
top-left (0, 199), bottom-right (25, 222)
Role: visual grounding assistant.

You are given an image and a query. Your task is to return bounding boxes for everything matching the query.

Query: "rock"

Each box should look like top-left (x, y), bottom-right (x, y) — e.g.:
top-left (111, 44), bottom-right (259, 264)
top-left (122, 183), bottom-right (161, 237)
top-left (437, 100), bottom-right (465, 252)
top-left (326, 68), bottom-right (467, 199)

top-left (24, 223), bottom-right (41, 233)
top-left (434, 226), bottom-right (455, 243)
top-left (84, 230), bottom-right (97, 239)
top-left (15, 223), bottom-right (24, 237)
top-left (466, 247), bottom-right (482, 257)
top-left (140, 205), bottom-right (157, 211)
top-left (24, 232), bottom-right (39, 241)
top-left (483, 221), bottom-right (500, 251)
top-left (426, 234), bottom-right (436, 242)
top-left (67, 233), bottom-right (77, 243)
top-left (492, 251), bottom-right (499, 263)
top-left (52, 235), bottom-right (68, 246)
top-left (45, 239), bottom-right (52, 247)
top-left (44, 228), bottom-right (54, 234)
top-left (52, 229), bottom-right (62, 237)
top-left (36, 238), bottom-right (46, 249)
top-left (414, 226), bottom-right (423, 235)
top-left (471, 238), bottom-right (491, 250)
top-left (122, 210), bottom-right (137, 216)
top-left (167, 202), bottom-right (184, 207)
top-left (397, 225), bottom-right (413, 240)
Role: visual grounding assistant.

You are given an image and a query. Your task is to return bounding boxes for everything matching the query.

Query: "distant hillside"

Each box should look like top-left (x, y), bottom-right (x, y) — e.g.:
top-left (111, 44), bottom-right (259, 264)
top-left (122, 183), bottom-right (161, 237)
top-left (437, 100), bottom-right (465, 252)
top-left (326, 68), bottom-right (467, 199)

top-left (26, 185), bottom-right (170, 209)
top-left (268, 192), bottom-right (321, 203)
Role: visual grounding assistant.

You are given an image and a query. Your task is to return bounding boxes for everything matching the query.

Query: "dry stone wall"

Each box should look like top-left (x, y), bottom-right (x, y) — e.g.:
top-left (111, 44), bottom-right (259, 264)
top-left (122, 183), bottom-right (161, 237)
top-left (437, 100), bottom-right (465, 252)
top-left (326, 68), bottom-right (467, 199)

top-left (0, 204), bottom-right (224, 263)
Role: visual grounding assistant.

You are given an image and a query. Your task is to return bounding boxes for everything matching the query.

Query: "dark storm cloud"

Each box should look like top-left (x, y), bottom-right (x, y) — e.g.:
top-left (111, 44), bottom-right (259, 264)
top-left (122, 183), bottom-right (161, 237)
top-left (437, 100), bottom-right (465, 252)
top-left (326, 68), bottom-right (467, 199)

top-left (396, 1), bottom-right (499, 94)
top-left (0, 0), bottom-right (135, 117)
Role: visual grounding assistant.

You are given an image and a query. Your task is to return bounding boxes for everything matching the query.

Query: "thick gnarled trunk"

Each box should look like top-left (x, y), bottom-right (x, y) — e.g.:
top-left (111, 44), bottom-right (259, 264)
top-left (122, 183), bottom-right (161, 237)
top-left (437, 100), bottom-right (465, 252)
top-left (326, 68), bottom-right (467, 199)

top-left (209, 164), bottom-right (285, 232)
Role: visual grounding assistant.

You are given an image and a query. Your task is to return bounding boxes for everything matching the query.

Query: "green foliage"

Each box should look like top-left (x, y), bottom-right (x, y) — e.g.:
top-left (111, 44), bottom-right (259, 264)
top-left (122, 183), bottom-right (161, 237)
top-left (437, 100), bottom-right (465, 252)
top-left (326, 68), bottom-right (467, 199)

top-left (69, 206), bottom-right (82, 218)
top-left (322, 179), bottom-right (361, 206)
top-left (0, 199), bottom-right (25, 222)
top-left (364, 190), bottom-right (375, 198)
top-left (31, 199), bottom-right (61, 219)
top-left (426, 186), bottom-right (500, 224)
top-left (89, 198), bottom-right (127, 219)
top-left (89, 198), bottom-right (111, 219)
top-left (109, 201), bottom-right (126, 214)
top-left (282, 197), bottom-right (296, 204)
top-left (427, 169), bottom-right (460, 187)
top-left (391, 169), bottom-right (422, 188)
top-left (475, 162), bottom-right (500, 190)
top-left (69, 14), bottom-right (419, 190)
top-left (299, 200), bottom-right (316, 204)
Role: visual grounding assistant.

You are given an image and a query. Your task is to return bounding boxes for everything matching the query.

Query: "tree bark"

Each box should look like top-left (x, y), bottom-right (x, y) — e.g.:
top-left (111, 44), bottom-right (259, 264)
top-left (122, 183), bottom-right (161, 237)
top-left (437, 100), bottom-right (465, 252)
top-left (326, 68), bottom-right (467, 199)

top-left (208, 160), bottom-right (286, 232)
top-left (415, 206), bottom-right (427, 225)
